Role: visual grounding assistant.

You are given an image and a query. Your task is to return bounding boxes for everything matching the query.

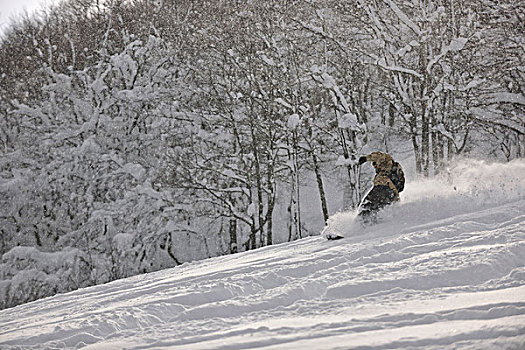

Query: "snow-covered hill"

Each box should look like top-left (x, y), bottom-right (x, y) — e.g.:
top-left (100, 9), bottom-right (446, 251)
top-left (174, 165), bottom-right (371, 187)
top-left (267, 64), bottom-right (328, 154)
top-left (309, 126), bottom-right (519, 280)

top-left (1, 160), bottom-right (525, 349)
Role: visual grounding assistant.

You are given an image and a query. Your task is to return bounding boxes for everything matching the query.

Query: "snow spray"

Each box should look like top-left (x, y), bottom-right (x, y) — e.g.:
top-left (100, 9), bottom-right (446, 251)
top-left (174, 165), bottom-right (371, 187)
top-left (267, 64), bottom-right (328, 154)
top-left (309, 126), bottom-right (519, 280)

top-left (323, 158), bottom-right (525, 238)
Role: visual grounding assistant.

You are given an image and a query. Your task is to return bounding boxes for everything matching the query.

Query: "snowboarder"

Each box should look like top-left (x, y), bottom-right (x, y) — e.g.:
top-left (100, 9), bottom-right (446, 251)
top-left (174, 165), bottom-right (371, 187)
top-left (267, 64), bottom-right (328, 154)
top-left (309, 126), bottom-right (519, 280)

top-left (357, 151), bottom-right (405, 225)
top-left (324, 151), bottom-right (405, 240)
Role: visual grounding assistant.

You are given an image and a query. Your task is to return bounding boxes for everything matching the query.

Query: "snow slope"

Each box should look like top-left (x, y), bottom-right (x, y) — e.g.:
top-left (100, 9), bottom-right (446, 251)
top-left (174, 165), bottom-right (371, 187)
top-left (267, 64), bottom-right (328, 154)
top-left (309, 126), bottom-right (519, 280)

top-left (1, 159), bottom-right (525, 349)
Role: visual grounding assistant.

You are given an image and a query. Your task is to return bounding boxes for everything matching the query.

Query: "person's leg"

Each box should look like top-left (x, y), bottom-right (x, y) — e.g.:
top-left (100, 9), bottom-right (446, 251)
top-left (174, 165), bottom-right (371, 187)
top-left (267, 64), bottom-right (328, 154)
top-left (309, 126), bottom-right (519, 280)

top-left (357, 185), bottom-right (395, 225)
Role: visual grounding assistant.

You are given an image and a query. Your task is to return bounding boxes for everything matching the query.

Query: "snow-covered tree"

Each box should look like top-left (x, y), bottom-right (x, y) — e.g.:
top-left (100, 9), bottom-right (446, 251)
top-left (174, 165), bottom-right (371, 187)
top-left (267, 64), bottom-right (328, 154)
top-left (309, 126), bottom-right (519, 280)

top-left (1, 0), bottom-right (523, 310)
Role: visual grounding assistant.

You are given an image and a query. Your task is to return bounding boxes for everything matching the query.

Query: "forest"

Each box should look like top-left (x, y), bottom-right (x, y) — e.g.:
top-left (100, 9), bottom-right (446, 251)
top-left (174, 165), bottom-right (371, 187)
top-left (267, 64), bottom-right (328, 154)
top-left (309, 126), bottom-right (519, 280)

top-left (0, 0), bottom-right (523, 309)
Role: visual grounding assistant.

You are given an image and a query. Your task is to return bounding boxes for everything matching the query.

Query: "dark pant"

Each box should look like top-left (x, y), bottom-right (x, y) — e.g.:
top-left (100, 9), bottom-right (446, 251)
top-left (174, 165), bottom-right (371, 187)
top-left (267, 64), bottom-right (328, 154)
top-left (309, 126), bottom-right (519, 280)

top-left (357, 185), bottom-right (396, 225)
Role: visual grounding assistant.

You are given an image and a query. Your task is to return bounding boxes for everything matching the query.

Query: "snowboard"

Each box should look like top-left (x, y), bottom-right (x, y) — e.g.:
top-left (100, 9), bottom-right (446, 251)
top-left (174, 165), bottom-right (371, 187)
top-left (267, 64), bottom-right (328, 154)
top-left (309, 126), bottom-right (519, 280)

top-left (326, 234), bottom-right (344, 240)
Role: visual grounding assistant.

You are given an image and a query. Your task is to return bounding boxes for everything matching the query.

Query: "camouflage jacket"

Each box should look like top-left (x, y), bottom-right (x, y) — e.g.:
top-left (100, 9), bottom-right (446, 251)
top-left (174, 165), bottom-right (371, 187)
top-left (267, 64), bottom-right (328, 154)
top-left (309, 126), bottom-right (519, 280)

top-left (361, 152), bottom-right (405, 201)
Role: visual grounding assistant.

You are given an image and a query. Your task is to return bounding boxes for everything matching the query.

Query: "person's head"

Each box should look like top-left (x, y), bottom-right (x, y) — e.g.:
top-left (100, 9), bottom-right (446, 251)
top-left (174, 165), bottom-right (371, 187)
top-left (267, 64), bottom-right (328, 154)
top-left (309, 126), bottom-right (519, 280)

top-left (368, 152), bottom-right (393, 172)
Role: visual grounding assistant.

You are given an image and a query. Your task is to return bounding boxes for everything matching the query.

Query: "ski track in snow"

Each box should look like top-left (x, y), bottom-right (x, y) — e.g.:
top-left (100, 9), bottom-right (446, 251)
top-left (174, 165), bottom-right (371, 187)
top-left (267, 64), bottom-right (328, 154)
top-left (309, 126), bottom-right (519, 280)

top-left (1, 200), bottom-right (525, 348)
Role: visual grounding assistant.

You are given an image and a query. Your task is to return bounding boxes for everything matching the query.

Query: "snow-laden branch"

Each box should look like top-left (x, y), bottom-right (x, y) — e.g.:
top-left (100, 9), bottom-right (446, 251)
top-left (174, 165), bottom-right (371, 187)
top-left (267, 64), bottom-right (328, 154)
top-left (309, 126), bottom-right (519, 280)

top-left (468, 107), bottom-right (525, 135)
top-left (384, 0), bottom-right (422, 36)
top-left (427, 37), bottom-right (468, 73)
top-left (376, 57), bottom-right (423, 78)
top-left (313, 72), bottom-right (351, 112)
top-left (487, 92), bottom-right (525, 106)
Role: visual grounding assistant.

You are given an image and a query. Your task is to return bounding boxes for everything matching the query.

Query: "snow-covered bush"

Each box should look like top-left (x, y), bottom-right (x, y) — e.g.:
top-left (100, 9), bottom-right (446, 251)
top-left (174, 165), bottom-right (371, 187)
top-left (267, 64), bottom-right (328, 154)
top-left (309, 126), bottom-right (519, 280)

top-left (0, 29), bottom-right (223, 308)
top-left (0, 246), bottom-right (91, 309)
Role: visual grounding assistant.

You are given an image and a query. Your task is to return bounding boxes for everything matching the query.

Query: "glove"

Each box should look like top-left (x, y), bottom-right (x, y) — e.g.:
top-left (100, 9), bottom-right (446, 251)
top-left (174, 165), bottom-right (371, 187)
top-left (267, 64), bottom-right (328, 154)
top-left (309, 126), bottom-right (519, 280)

top-left (358, 156), bottom-right (367, 165)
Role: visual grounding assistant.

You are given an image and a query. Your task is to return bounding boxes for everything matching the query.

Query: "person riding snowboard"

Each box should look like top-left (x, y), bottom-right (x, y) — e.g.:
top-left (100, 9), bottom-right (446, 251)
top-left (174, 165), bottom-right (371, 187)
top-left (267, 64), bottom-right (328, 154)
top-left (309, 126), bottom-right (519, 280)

top-left (357, 151), bottom-right (405, 225)
top-left (324, 151), bottom-right (405, 240)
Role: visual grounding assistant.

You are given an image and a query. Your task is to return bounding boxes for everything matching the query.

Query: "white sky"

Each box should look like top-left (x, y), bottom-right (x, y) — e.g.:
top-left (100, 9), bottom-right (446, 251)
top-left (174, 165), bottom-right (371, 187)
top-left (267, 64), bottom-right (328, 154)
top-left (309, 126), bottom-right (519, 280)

top-left (0, 0), bottom-right (60, 35)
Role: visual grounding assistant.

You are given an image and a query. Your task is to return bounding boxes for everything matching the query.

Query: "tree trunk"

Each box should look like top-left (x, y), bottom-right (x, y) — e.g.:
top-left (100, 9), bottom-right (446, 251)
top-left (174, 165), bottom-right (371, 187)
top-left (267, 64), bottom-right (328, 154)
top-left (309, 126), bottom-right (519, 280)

top-left (338, 127), bottom-right (359, 209)
top-left (448, 137), bottom-right (456, 161)
top-left (421, 109), bottom-right (430, 176)
top-left (293, 131), bottom-right (303, 239)
top-left (265, 156), bottom-right (275, 246)
top-left (287, 184), bottom-right (295, 242)
top-left (389, 102), bottom-right (395, 127)
top-left (229, 219), bottom-right (238, 254)
top-left (265, 199), bottom-right (274, 246)
top-left (432, 115), bottom-right (444, 175)
top-left (248, 108), bottom-right (265, 248)
top-left (312, 151), bottom-right (329, 224)
top-left (410, 111), bottom-right (422, 174)
top-left (249, 222), bottom-right (257, 251)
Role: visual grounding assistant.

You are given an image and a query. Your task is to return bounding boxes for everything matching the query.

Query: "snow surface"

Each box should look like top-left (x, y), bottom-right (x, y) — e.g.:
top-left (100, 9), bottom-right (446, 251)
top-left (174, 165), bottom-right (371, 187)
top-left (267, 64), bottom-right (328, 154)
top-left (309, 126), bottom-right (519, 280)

top-left (1, 160), bottom-right (525, 349)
